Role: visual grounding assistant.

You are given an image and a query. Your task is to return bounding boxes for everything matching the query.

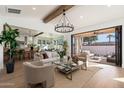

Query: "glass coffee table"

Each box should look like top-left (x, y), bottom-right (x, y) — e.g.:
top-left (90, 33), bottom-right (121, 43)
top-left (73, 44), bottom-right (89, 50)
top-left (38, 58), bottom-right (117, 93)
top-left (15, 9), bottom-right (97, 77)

top-left (53, 61), bottom-right (78, 80)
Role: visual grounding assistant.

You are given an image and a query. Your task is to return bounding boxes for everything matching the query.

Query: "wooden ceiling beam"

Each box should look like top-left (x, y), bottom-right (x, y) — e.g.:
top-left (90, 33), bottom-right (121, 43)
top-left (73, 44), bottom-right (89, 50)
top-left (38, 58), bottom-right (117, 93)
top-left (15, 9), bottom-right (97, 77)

top-left (33, 32), bottom-right (44, 37)
top-left (43, 5), bottom-right (74, 23)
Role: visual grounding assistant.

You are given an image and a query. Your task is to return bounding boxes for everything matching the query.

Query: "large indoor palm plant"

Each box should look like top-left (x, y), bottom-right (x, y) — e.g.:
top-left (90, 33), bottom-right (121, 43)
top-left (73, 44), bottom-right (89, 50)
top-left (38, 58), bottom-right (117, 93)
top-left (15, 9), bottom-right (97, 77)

top-left (0, 23), bottom-right (19, 73)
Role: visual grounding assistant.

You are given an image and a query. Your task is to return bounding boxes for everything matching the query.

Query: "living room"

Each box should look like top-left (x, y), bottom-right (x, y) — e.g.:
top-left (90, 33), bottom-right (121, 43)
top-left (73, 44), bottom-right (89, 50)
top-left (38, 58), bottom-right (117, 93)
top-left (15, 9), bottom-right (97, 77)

top-left (0, 4), bottom-right (124, 89)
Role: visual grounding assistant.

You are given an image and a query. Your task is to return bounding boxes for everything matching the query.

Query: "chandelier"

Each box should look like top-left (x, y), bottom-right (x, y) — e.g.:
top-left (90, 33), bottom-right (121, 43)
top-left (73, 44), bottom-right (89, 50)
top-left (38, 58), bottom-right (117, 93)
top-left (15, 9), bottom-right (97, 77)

top-left (55, 9), bottom-right (74, 33)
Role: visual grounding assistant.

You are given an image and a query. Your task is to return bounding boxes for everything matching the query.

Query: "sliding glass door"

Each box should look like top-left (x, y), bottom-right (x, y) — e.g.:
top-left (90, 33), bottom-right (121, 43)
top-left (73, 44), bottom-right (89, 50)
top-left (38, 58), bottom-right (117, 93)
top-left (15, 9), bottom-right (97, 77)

top-left (71, 26), bottom-right (122, 67)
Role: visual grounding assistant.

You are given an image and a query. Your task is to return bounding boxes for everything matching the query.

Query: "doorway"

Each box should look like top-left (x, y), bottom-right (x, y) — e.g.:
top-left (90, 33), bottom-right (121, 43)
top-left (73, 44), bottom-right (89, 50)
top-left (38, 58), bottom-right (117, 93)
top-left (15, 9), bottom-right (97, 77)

top-left (71, 26), bottom-right (122, 67)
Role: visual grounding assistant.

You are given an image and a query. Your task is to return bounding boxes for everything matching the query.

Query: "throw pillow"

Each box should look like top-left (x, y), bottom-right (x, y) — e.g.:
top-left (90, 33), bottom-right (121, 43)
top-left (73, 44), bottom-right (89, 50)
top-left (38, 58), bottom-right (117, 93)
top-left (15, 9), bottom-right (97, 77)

top-left (72, 56), bottom-right (79, 65)
top-left (42, 53), bottom-right (49, 59)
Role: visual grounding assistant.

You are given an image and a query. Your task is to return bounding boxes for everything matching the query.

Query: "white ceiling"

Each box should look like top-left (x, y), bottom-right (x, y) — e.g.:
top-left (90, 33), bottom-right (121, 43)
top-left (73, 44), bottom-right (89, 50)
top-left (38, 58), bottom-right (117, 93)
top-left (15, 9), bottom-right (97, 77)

top-left (11, 25), bottom-right (38, 36)
top-left (1, 5), bottom-right (124, 30)
top-left (11, 25), bottom-right (63, 38)
top-left (50, 5), bottom-right (124, 29)
top-left (0, 5), bottom-right (58, 19)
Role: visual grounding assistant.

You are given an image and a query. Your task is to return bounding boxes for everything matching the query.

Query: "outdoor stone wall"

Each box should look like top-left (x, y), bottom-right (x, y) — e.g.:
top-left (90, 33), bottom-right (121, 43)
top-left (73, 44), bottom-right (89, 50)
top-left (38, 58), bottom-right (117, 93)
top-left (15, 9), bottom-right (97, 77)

top-left (82, 45), bottom-right (115, 56)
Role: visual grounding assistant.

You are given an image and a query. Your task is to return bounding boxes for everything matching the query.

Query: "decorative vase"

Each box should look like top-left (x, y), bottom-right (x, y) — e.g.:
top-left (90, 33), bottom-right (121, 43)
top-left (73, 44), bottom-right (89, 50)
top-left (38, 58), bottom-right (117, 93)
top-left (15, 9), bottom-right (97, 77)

top-left (60, 57), bottom-right (64, 62)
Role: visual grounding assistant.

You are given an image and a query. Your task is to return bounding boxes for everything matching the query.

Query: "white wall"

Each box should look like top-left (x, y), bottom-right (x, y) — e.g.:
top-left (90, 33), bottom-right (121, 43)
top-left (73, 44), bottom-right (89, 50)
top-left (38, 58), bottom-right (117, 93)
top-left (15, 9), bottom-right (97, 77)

top-left (0, 17), bottom-right (3, 70)
top-left (0, 46), bottom-right (3, 70)
top-left (66, 18), bottom-right (124, 68)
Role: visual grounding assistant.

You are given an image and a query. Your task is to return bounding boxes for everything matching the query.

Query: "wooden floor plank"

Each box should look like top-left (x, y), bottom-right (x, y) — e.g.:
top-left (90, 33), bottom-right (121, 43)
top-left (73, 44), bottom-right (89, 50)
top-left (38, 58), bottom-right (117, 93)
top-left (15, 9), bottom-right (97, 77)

top-left (0, 61), bottom-right (124, 88)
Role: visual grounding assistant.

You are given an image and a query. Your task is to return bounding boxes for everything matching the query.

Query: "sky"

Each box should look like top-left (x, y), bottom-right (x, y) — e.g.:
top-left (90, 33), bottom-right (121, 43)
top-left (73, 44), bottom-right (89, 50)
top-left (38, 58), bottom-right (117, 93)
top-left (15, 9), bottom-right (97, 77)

top-left (96, 32), bottom-right (115, 42)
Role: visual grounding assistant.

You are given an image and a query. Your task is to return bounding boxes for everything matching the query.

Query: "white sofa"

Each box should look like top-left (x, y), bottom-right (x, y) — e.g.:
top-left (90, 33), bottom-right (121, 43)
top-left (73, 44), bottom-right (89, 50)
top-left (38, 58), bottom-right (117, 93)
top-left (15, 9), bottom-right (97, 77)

top-left (23, 61), bottom-right (55, 87)
top-left (34, 51), bottom-right (67, 64)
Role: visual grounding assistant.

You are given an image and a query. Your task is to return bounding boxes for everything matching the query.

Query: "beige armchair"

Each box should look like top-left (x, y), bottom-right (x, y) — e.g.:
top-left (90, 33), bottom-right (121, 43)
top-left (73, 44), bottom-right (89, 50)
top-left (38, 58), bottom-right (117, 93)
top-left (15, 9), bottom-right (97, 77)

top-left (78, 52), bottom-right (88, 70)
top-left (23, 61), bottom-right (55, 88)
top-left (71, 54), bottom-right (87, 70)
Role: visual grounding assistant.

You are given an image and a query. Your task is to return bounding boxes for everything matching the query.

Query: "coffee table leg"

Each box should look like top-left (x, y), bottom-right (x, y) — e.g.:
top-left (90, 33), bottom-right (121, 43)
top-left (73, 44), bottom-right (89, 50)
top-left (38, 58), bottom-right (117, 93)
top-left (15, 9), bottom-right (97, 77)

top-left (66, 69), bottom-right (72, 80)
top-left (84, 62), bottom-right (87, 70)
top-left (81, 62), bottom-right (87, 70)
top-left (66, 73), bottom-right (72, 80)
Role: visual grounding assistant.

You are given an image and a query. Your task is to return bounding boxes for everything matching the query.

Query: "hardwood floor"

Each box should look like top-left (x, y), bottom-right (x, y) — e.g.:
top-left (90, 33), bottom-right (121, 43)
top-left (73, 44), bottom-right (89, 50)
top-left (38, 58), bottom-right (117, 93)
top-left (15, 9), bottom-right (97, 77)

top-left (83, 63), bottom-right (124, 88)
top-left (0, 62), bottom-right (26, 88)
top-left (0, 61), bottom-right (124, 88)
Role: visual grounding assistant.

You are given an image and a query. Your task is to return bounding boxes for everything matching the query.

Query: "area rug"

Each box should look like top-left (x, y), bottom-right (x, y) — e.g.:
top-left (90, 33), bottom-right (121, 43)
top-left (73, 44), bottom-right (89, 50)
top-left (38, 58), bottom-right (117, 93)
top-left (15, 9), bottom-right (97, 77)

top-left (54, 67), bottom-right (103, 88)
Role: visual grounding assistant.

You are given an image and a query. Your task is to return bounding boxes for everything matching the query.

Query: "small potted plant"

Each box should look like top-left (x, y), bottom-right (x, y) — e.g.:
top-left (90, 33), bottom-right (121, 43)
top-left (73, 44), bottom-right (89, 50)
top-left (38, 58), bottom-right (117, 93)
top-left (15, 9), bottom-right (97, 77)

top-left (63, 40), bottom-right (68, 56)
top-left (57, 50), bottom-right (65, 62)
top-left (0, 23), bottom-right (19, 73)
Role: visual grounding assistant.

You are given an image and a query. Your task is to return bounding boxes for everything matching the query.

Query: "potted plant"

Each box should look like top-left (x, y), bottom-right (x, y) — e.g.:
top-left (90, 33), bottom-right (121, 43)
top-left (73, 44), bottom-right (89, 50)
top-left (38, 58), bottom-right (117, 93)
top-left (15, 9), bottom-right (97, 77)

top-left (57, 50), bottom-right (65, 62)
top-left (0, 23), bottom-right (19, 73)
top-left (63, 40), bottom-right (68, 56)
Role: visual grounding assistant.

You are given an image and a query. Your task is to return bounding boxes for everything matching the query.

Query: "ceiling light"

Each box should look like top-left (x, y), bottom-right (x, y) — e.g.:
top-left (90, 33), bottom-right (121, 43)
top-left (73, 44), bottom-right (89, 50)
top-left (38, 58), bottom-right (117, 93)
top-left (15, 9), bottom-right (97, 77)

top-left (55, 9), bottom-right (74, 33)
top-left (32, 7), bottom-right (36, 10)
top-left (80, 16), bottom-right (83, 19)
top-left (107, 5), bottom-right (112, 7)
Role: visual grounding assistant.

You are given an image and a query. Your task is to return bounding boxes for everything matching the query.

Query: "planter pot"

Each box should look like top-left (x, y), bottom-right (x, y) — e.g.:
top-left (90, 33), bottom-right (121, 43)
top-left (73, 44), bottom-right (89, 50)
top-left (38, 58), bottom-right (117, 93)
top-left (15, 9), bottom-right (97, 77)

top-left (6, 62), bottom-right (15, 74)
top-left (60, 58), bottom-right (64, 62)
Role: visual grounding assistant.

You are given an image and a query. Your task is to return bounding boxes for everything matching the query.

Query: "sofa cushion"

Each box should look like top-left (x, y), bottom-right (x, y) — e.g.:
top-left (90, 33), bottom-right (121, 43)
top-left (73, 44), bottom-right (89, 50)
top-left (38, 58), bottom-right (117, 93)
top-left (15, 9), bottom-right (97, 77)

top-left (46, 52), bottom-right (53, 58)
top-left (82, 50), bottom-right (90, 54)
top-left (34, 52), bottom-right (43, 61)
top-left (42, 57), bottom-right (60, 64)
top-left (42, 53), bottom-right (49, 59)
top-left (31, 61), bottom-right (43, 66)
top-left (52, 52), bottom-right (59, 57)
top-left (23, 61), bottom-right (43, 68)
top-left (72, 56), bottom-right (79, 65)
